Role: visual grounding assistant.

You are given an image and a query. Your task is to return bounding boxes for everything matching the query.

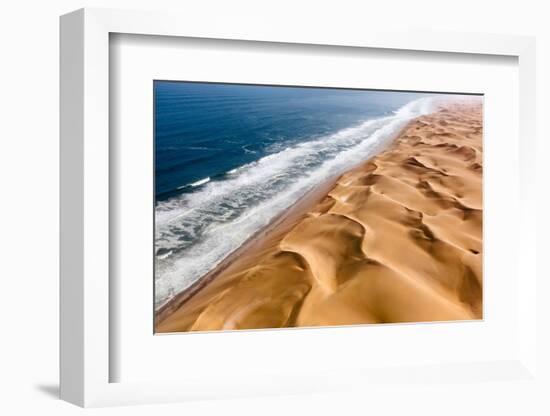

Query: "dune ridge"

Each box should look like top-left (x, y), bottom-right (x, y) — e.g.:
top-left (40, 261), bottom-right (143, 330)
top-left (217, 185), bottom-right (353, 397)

top-left (156, 100), bottom-right (483, 333)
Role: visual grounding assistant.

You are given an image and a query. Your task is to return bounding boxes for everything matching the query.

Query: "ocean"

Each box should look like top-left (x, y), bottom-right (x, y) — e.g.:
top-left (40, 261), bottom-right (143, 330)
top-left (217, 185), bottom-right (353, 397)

top-left (154, 81), bottom-right (439, 309)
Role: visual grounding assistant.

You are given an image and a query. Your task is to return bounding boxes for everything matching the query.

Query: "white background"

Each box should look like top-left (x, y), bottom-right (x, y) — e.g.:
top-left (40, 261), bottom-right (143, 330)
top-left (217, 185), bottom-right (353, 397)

top-left (112, 34), bottom-right (518, 384)
top-left (0, 0), bottom-right (548, 415)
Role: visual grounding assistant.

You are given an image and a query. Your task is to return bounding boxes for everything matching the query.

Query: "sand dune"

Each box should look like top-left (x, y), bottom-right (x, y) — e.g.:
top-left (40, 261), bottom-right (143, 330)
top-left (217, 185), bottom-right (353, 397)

top-left (156, 101), bottom-right (483, 332)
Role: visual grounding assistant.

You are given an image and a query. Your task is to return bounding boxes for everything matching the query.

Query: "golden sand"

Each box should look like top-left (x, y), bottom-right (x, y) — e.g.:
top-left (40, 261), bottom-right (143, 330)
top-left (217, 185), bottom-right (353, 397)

top-left (156, 101), bottom-right (483, 332)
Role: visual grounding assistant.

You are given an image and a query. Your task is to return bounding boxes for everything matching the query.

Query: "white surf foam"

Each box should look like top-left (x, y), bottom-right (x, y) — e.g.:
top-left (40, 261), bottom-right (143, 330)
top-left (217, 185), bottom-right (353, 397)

top-left (189, 177), bottom-right (210, 187)
top-left (177, 177), bottom-right (211, 190)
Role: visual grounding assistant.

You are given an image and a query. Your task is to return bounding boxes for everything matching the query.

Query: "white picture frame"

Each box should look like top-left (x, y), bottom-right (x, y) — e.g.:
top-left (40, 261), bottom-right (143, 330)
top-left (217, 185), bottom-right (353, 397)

top-left (60, 7), bottom-right (538, 408)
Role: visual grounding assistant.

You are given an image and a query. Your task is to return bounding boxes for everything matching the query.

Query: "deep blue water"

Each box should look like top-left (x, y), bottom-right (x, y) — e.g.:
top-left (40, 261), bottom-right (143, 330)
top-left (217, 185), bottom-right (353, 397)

top-left (155, 82), bottom-right (426, 201)
top-left (154, 81), bottom-right (440, 308)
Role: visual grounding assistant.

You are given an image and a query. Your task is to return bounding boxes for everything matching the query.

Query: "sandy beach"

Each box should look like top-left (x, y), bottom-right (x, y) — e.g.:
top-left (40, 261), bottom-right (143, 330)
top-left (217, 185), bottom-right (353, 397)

top-left (156, 100), bottom-right (483, 332)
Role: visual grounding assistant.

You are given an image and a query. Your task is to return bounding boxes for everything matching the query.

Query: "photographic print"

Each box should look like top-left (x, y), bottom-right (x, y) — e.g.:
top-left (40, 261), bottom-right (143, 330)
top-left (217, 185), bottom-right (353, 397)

top-left (154, 81), bottom-right (483, 333)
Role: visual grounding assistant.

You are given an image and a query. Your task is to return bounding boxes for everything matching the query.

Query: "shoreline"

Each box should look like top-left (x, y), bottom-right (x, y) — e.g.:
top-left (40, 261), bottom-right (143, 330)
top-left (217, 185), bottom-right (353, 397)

top-left (155, 116), bottom-right (406, 325)
top-left (155, 172), bottom-right (342, 326)
top-left (156, 100), bottom-right (483, 332)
